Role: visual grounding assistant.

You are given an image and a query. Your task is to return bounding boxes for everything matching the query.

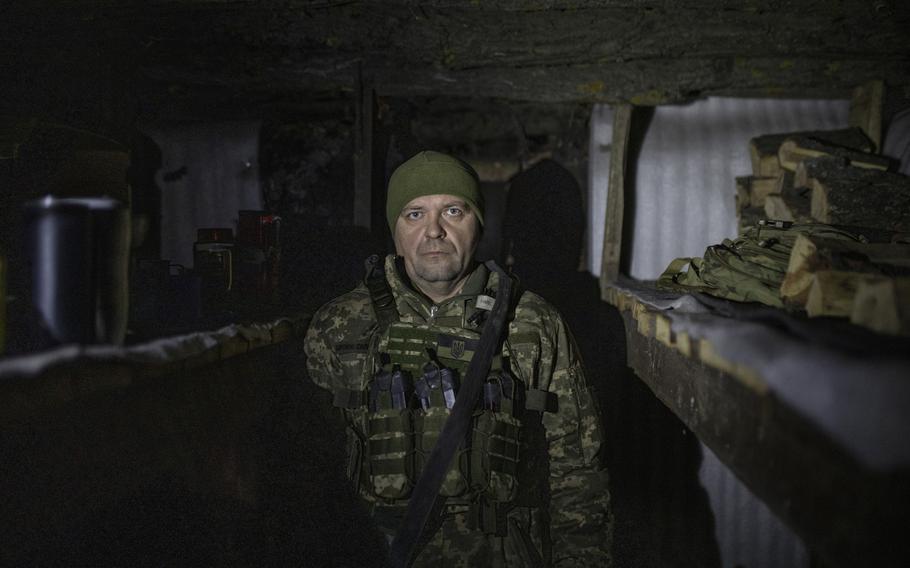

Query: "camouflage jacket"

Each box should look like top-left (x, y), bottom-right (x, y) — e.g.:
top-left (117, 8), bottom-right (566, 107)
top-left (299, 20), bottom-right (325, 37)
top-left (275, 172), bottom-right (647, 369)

top-left (304, 255), bottom-right (612, 566)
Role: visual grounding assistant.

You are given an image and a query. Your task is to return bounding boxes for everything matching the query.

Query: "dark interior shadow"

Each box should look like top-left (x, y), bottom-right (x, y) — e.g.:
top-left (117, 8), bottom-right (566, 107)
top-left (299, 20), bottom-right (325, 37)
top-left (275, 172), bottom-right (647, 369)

top-left (279, 220), bottom-right (387, 314)
top-left (502, 159), bottom-right (720, 567)
top-left (7, 341), bottom-right (389, 567)
top-left (621, 105), bottom-right (655, 276)
top-left (128, 130), bottom-right (164, 261)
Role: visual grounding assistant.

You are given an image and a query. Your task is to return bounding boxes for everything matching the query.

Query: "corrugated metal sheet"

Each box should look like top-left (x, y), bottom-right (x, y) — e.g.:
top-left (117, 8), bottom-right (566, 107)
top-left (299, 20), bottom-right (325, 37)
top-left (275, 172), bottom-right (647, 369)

top-left (143, 121), bottom-right (263, 268)
top-left (699, 443), bottom-right (809, 568)
top-left (587, 97), bottom-right (857, 568)
top-left (587, 97), bottom-right (850, 278)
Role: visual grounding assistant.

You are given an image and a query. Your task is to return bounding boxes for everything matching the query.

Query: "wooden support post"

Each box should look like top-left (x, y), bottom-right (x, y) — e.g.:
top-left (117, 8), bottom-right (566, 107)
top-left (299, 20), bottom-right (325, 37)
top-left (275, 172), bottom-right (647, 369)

top-left (599, 103), bottom-right (633, 297)
top-left (849, 79), bottom-right (885, 152)
top-left (353, 66), bottom-right (374, 230)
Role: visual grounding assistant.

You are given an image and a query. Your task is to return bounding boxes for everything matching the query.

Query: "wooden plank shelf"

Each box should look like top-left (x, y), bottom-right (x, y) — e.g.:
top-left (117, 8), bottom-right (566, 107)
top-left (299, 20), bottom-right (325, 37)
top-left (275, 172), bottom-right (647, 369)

top-left (603, 279), bottom-right (910, 568)
top-left (0, 315), bottom-right (311, 424)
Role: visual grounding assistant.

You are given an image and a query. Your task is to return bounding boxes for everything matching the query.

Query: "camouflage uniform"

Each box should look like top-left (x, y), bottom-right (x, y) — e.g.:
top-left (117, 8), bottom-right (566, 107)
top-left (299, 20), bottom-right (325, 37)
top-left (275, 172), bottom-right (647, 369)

top-left (305, 255), bottom-right (612, 566)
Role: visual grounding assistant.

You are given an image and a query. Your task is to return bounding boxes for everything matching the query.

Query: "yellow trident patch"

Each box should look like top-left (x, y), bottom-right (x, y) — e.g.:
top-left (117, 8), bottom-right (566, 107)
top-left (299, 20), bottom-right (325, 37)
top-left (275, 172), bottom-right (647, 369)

top-left (450, 339), bottom-right (465, 359)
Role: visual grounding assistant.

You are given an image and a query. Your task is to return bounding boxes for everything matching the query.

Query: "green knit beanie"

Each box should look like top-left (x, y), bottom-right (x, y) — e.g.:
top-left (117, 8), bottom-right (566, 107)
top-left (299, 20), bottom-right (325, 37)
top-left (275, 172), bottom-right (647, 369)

top-left (386, 151), bottom-right (483, 232)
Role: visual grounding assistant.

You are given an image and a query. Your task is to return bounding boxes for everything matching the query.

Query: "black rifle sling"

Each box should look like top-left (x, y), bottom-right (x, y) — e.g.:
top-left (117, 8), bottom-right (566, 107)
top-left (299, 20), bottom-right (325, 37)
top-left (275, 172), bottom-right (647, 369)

top-left (364, 254), bottom-right (399, 330)
top-left (389, 260), bottom-right (516, 568)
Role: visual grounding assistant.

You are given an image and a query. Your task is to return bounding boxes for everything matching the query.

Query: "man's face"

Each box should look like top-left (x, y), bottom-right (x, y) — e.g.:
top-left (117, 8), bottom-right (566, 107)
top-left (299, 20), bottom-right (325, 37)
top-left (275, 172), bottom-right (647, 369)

top-left (393, 193), bottom-right (480, 292)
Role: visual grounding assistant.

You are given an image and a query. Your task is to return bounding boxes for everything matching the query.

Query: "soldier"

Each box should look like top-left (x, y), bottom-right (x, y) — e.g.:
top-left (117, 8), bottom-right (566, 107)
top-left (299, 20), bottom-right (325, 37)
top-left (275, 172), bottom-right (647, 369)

top-left (304, 151), bottom-right (612, 566)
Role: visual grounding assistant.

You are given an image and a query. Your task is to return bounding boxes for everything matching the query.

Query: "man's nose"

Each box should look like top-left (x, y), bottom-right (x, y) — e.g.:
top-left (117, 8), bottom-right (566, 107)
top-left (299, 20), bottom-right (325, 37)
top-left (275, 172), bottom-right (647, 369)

top-left (425, 212), bottom-right (446, 239)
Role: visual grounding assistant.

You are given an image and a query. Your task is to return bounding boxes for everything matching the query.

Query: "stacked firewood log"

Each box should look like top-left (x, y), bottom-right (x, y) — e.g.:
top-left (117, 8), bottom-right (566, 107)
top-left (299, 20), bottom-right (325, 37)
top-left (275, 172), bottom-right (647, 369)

top-left (734, 126), bottom-right (910, 336)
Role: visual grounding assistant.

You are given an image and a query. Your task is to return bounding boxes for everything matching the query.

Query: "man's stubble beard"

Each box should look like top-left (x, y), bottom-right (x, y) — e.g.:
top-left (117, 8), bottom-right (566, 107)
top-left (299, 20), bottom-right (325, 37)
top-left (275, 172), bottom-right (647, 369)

top-left (412, 256), bottom-right (462, 284)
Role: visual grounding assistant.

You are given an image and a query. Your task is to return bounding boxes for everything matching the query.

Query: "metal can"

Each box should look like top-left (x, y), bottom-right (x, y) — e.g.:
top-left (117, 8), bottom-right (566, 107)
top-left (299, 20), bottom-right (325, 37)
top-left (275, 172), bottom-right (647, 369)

top-left (193, 228), bottom-right (234, 292)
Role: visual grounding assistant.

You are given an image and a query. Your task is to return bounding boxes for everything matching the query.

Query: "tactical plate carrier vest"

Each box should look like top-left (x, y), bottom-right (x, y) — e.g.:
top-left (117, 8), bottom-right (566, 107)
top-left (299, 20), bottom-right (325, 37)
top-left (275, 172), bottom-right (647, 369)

top-left (331, 257), bottom-right (557, 535)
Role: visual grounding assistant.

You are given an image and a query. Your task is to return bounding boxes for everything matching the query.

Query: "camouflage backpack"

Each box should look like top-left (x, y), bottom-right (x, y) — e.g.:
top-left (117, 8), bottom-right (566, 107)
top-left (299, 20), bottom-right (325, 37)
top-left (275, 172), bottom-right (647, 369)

top-left (658, 221), bottom-right (865, 308)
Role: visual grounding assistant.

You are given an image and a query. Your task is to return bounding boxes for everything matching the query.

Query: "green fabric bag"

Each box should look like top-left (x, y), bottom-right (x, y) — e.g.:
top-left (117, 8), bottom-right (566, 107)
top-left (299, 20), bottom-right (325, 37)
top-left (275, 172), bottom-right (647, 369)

top-left (658, 221), bottom-right (866, 308)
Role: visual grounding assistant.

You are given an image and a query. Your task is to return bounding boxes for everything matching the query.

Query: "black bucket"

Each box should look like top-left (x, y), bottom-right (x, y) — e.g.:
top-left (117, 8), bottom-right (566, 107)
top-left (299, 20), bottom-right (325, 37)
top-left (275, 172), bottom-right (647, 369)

top-left (24, 196), bottom-right (130, 345)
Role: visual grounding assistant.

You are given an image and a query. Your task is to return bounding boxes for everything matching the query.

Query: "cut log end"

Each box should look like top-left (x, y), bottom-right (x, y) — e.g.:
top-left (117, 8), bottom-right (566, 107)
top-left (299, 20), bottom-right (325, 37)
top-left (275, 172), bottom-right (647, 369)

top-left (810, 180), bottom-right (831, 223)
top-left (806, 271), bottom-right (860, 318)
top-left (764, 195), bottom-right (794, 222)
top-left (780, 234), bottom-right (818, 305)
top-left (850, 276), bottom-right (910, 336)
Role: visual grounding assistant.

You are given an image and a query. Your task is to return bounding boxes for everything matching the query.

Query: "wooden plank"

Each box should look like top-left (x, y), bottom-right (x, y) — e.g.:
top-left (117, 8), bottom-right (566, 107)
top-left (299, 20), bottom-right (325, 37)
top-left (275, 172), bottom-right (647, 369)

top-left (749, 127), bottom-right (872, 178)
top-left (654, 313), bottom-right (673, 348)
top-left (735, 175), bottom-right (778, 210)
top-left (675, 330), bottom-right (692, 358)
top-left (737, 205), bottom-right (765, 236)
top-left (633, 300), bottom-right (654, 337)
top-left (599, 103), bottom-right (633, 295)
top-left (110, 0), bottom-right (910, 107)
top-left (805, 270), bottom-right (863, 317)
top-left (610, 285), bottom-right (910, 568)
top-left (749, 137), bottom-right (783, 177)
top-left (763, 171), bottom-right (811, 223)
top-left (780, 233), bottom-right (910, 306)
top-left (849, 80), bottom-right (885, 152)
top-left (850, 276), bottom-right (910, 336)
top-left (353, 65), bottom-right (374, 230)
top-left (778, 136), bottom-right (889, 172)
top-left (697, 338), bottom-right (766, 394)
top-left (0, 315), bottom-right (311, 422)
top-left (801, 157), bottom-right (910, 232)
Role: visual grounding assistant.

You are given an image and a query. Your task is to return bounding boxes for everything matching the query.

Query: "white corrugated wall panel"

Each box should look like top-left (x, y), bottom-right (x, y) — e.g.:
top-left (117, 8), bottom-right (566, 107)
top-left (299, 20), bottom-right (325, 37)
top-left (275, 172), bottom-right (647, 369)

top-left (587, 98), bottom-right (851, 278)
top-left (699, 442), bottom-right (810, 568)
top-left (628, 96), bottom-right (849, 279)
top-left (587, 97), bottom-right (858, 568)
top-left (143, 121), bottom-right (263, 268)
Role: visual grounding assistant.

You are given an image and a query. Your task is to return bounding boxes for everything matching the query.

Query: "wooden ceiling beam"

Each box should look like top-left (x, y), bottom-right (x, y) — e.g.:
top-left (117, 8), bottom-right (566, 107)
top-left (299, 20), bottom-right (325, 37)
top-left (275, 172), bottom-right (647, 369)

top-left (136, 54), bottom-right (910, 105)
top-left (3, 0), bottom-right (909, 108)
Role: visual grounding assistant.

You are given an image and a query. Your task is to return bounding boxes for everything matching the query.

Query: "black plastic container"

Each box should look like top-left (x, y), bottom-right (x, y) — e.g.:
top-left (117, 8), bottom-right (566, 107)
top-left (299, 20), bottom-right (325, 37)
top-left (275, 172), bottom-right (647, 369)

top-left (24, 196), bottom-right (130, 345)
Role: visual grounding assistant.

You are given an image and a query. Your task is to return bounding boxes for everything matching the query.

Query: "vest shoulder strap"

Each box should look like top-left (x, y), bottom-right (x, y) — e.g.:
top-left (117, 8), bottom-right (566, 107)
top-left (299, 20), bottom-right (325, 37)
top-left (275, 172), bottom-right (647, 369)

top-left (364, 254), bottom-right (399, 330)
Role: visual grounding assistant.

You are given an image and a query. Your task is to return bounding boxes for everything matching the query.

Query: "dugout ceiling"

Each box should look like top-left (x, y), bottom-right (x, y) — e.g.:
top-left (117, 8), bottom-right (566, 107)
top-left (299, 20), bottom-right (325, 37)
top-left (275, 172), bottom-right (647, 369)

top-left (3, 0), bottom-right (910, 124)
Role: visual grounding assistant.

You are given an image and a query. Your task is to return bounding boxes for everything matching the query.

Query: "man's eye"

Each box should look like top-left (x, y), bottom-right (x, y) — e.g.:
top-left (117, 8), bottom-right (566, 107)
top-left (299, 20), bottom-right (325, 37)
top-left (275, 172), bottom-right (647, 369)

top-left (406, 211), bottom-right (423, 220)
top-left (445, 207), bottom-right (463, 217)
